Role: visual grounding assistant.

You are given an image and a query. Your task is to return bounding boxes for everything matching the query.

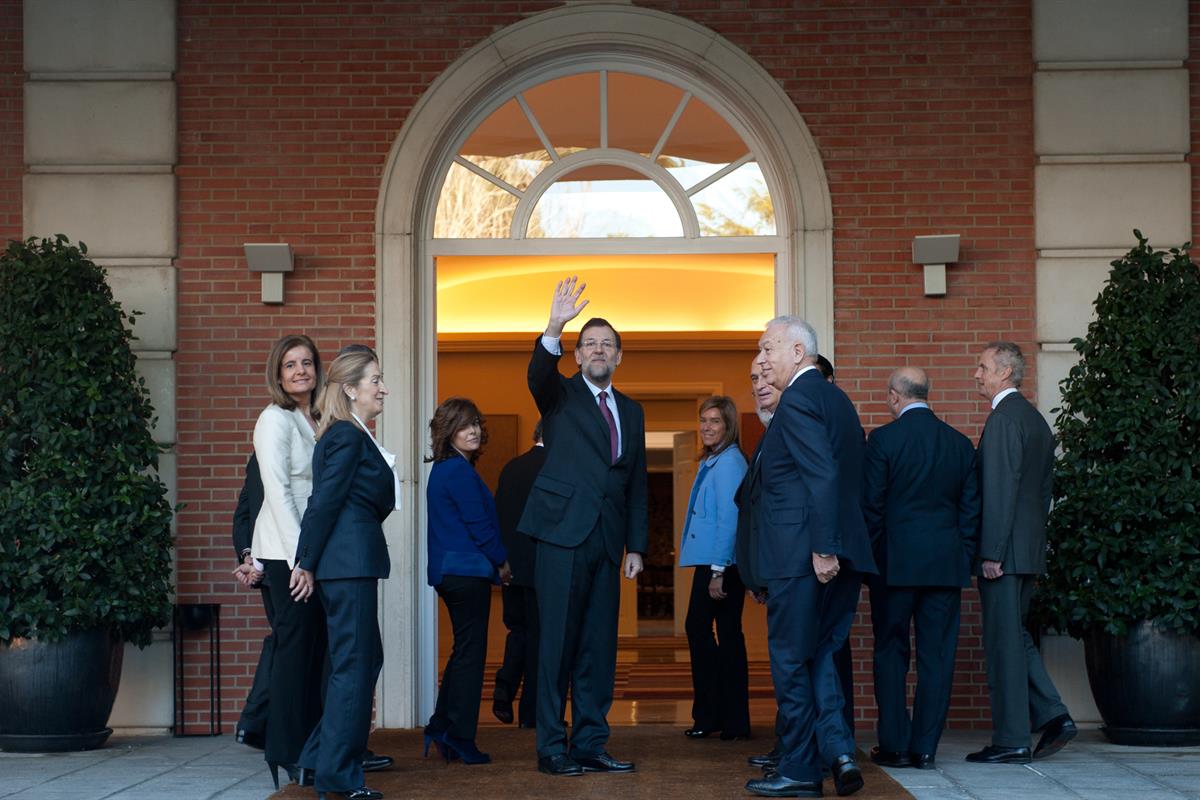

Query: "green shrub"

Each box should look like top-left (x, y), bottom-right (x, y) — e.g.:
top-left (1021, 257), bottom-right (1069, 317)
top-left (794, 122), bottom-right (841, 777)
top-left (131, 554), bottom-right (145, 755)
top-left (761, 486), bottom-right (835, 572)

top-left (1042, 231), bottom-right (1200, 638)
top-left (0, 235), bottom-right (175, 647)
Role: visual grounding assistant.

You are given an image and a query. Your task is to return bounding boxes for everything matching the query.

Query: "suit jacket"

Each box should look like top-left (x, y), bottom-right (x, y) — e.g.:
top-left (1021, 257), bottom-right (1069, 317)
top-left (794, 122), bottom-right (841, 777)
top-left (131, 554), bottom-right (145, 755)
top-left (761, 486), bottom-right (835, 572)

top-left (426, 453), bottom-right (508, 586)
top-left (679, 444), bottom-right (747, 567)
top-left (517, 337), bottom-right (648, 564)
top-left (296, 419), bottom-right (394, 580)
top-left (862, 407), bottom-right (981, 587)
top-left (495, 444), bottom-right (547, 587)
top-left (251, 403), bottom-right (316, 567)
top-left (733, 439), bottom-right (766, 593)
top-left (756, 369), bottom-right (876, 579)
top-left (977, 391), bottom-right (1054, 576)
top-left (232, 453), bottom-right (264, 563)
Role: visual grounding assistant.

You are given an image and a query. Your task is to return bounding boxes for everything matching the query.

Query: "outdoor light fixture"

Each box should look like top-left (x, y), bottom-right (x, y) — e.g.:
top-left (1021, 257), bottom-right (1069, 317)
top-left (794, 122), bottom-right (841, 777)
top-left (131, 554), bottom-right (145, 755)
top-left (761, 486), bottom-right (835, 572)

top-left (912, 234), bottom-right (960, 296)
top-left (244, 243), bottom-right (294, 304)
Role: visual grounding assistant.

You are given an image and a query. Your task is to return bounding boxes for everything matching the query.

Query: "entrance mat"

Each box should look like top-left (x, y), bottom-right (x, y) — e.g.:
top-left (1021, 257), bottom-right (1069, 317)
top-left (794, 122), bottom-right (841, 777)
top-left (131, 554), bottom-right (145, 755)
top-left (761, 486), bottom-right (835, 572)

top-left (271, 725), bottom-right (914, 799)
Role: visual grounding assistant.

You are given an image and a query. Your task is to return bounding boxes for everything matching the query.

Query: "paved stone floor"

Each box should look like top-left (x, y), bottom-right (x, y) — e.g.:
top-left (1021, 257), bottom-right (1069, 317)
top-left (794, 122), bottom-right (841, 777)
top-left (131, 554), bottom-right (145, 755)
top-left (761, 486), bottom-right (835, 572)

top-left (0, 728), bottom-right (1196, 800)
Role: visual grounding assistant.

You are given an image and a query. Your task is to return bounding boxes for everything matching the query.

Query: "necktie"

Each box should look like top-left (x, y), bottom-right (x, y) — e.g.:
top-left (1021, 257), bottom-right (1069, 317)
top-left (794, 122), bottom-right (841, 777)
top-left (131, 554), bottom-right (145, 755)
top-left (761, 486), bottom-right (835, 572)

top-left (597, 390), bottom-right (618, 464)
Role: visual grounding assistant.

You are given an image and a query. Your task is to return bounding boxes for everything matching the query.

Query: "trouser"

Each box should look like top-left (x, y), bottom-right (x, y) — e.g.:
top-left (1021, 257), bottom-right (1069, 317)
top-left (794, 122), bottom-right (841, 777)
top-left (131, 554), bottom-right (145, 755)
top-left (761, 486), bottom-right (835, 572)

top-left (236, 582), bottom-right (275, 738)
top-left (428, 575), bottom-right (493, 739)
top-left (494, 583), bottom-right (539, 725)
top-left (684, 564), bottom-right (750, 734)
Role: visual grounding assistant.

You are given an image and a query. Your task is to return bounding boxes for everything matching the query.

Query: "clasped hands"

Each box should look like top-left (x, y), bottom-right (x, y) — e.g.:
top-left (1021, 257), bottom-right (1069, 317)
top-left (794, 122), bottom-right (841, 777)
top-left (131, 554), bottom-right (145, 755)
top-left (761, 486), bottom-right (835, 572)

top-left (813, 552), bottom-right (840, 584)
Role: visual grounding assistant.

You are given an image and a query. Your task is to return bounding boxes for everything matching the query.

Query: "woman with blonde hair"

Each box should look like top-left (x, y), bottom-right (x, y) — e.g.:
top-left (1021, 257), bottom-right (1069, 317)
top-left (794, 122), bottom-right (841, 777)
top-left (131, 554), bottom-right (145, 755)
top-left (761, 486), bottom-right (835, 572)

top-left (292, 345), bottom-right (399, 800)
top-left (250, 333), bottom-right (327, 788)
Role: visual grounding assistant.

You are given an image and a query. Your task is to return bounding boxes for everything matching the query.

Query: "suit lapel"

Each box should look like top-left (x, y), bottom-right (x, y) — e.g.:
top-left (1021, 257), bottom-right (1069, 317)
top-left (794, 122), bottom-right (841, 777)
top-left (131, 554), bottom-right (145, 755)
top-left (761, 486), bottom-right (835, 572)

top-left (614, 388), bottom-right (634, 464)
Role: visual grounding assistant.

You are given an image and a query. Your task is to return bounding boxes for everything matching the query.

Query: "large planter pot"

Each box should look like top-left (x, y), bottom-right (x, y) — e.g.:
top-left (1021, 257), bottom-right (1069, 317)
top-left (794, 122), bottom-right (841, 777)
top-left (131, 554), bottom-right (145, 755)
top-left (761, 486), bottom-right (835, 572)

top-left (0, 627), bottom-right (124, 752)
top-left (1084, 620), bottom-right (1200, 746)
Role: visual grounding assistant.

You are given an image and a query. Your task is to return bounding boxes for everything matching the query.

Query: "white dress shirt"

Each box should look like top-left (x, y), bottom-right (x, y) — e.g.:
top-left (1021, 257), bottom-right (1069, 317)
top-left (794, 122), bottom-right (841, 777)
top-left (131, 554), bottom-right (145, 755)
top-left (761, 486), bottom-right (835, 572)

top-left (992, 387), bottom-right (1019, 409)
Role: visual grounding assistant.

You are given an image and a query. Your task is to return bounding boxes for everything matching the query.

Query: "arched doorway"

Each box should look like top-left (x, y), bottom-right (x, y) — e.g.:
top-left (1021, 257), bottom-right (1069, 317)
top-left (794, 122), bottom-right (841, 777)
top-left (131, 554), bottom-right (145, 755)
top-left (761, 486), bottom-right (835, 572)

top-left (374, 4), bottom-right (831, 727)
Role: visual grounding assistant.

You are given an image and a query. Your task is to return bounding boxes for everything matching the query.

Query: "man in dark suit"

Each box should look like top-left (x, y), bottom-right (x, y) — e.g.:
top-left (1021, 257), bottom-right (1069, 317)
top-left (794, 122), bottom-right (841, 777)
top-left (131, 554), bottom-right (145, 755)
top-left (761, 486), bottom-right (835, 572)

top-left (518, 277), bottom-right (648, 777)
top-left (746, 316), bottom-right (876, 799)
top-left (863, 367), bottom-right (980, 770)
top-left (966, 342), bottom-right (1075, 764)
top-left (231, 454), bottom-right (270, 750)
top-left (492, 420), bottom-right (547, 728)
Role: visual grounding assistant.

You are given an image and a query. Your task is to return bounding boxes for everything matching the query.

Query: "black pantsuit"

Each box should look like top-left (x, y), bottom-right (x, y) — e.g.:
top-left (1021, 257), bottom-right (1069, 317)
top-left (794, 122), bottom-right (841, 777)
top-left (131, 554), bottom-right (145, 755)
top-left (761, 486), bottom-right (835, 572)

top-left (260, 558), bottom-right (326, 766)
top-left (429, 575), bottom-right (493, 739)
top-left (494, 583), bottom-right (539, 726)
top-left (869, 583), bottom-right (961, 754)
top-left (684, 564), bottom-right (749, 734)
top-left (236, 583), bottom-right (276, 738)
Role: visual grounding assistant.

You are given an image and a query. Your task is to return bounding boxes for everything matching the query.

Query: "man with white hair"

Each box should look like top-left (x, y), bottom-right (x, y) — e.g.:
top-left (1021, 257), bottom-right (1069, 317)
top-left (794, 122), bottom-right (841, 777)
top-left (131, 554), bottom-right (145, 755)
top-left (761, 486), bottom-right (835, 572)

top-left (746, 316), bottom-right (876, 798)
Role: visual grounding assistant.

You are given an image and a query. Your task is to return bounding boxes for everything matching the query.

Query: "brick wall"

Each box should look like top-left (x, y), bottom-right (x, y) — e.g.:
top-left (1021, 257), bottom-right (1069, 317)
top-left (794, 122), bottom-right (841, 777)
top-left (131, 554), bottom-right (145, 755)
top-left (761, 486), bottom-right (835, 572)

top-left (0, 0), bottom-right (21, 243)
top-left (172, 0), bottom-right (1036, 733)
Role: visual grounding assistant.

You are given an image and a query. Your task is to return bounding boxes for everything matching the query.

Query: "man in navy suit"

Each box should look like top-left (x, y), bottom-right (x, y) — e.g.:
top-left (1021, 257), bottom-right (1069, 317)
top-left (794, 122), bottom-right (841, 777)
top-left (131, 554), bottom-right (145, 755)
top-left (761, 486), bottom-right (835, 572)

top-left (492, 420), bottom-right (547, 728)
top-left (863, 367), bottom-right (980, 769)
top-left (518, 277), bottom-right (648, 777)
top-left (746, 316), bottom-right (876, 799)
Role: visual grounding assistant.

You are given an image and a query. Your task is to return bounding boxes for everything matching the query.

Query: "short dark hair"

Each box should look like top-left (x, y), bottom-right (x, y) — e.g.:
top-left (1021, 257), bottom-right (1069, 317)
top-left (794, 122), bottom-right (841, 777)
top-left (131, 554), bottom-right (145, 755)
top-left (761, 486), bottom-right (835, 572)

top-left (266, 334), bottom-right (323, 412)
top-left (698, 395), bottom-right (739, 457)
top-left (576, 317), bottom-right (622, 351)
top-left (816, 354), bottom-right (834, 381)
top-left (427, 397), bottom-right (488, 465)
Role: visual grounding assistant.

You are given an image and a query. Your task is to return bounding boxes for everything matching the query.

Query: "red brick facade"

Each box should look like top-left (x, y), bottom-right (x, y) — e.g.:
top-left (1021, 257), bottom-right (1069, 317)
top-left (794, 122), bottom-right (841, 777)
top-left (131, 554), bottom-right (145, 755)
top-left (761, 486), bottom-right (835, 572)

top-left (0, 0), bottom-right (21, 244)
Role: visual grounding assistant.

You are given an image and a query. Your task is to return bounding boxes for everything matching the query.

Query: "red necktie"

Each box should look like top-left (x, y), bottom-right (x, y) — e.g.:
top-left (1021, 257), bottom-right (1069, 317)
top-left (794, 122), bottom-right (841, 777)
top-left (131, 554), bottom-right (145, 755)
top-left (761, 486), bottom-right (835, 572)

top-left (598, 390), bottom-right (618, 464)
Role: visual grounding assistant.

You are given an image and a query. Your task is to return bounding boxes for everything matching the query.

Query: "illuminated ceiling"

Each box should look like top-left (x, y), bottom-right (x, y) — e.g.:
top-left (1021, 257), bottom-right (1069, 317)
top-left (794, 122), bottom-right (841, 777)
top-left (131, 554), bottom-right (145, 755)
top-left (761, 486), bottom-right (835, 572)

top-left (436, 254), bottom-right (774, 333)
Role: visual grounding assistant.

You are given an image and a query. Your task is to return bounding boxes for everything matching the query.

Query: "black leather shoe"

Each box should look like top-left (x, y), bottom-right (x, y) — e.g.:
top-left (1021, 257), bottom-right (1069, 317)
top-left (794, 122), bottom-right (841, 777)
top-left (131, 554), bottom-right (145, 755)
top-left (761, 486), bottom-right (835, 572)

top-left (869, 746), bottom-right (910, 768)
top-left (1034, 714), bottom-right (1077, 760)
top-left (342, 789), bottom-right (383, 800)
top-left (830, 753), bottom-right (863, 796)
top-left (749, 746), bottom-right (781, 768)
top-left (965, 745), bottom-right (1032, 764)
top-left (745, 773), bottom-right (822, 797)
top-left (684, 727), bottom-right (718, 739)
top-left (721, 729), bottom-right (752, 741)
top-left (362, 750), bottom-right (393, 772)
top-left (538, 754), bottom-right (583, 776)
top-left (492, 687), bottom-right (514, 725)
top-left (518, 720), bottom-right (536, 729)
top-left (235, 728), bottom-right (265, 750)
top-left (574, 752), bottom-right (635, 773)
top-left (910, 753), bottom-right (935, 769)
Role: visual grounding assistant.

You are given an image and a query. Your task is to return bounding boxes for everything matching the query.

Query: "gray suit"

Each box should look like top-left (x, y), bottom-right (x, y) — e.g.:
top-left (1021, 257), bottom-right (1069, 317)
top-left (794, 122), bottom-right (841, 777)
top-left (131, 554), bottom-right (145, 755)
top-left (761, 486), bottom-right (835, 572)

top-left (977, 391), bottom-right (1068, 747)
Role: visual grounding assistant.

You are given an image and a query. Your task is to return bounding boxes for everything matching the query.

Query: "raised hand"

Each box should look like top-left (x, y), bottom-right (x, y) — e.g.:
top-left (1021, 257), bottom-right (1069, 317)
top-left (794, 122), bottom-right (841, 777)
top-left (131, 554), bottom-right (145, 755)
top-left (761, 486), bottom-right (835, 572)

top-left (546, 275), bottom-right (589, 338)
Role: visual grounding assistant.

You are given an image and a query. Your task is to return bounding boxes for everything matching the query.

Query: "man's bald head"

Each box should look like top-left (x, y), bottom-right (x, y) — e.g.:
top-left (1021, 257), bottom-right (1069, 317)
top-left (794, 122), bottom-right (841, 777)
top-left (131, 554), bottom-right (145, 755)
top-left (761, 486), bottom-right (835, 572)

top-left (889, 367), bottom-right (929, 402)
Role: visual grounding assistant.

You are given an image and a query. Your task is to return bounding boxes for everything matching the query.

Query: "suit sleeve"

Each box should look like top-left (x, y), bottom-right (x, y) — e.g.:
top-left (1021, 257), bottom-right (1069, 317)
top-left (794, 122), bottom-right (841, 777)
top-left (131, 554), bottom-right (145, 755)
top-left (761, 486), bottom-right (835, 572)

top-left (253, 407), bottom-right (303, 547)
top-left (625, 412), bottom-right (649, 556)
top-left (709, 450), bottom-right (747, 566)
top-left (231, 456), bottom-right (258, 561)
top-left (527, 337), bottom-right (567, 416)
top-left (959, 446), bottom-right (982, 565)
top-left (979, 413), bottom-right (1022, 563)
top-left (448, 461), bottom-right (508, 567)
top-left (296, 425), bottom-right (359, 572)
top-left (777, 393), bottom-right (841, 554)
top-left (862, 430), bottom-right (888, 551)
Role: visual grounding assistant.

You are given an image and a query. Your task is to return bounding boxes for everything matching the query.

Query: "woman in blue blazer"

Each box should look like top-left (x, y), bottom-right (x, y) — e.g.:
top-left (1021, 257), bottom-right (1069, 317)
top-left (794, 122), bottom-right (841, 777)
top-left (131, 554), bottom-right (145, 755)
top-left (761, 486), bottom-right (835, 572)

top-left (424, 397), bottom-right (511, 765)
top-left (678, 395), bottom-right (751, 740)
top-left (291, 346), bottom-right (398, 800)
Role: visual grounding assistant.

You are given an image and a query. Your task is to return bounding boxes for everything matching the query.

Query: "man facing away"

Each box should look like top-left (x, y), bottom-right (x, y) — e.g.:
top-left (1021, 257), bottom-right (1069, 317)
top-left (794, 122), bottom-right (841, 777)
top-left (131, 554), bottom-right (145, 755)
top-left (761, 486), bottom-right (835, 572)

top-left (863, 368), bottom-right (980, 769)
top-left (747, 316), bottom-right (876, 798)
top-left (492, 420), bottom-right (547, 728)
top-left (967, 342), bottom-right (1075, 764)
top-left (518, 276), bottom-right (648, 777)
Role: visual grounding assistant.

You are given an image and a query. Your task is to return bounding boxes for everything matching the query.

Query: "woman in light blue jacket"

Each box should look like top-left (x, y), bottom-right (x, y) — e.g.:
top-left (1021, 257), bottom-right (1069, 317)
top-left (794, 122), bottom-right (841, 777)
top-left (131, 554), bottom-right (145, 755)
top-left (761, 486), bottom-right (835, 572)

top-left (679, 395), bottom-right (751, 740)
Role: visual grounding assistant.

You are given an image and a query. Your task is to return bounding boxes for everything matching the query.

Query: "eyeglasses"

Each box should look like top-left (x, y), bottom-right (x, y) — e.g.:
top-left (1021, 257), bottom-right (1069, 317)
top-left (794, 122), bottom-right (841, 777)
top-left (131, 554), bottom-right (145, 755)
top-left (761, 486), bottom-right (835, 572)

top-left (579, 339), bottom-right (617, 352)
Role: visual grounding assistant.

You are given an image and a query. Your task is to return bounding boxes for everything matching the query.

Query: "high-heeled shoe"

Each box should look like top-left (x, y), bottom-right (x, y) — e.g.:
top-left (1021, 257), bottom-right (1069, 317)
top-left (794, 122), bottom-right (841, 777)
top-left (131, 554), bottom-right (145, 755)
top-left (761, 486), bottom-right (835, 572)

top-left (423, 731), bottom-right (448, 762)
top-left (266, 762), bottom-right (300, 790)
top-left (439, 733), bottom-right (491, 765)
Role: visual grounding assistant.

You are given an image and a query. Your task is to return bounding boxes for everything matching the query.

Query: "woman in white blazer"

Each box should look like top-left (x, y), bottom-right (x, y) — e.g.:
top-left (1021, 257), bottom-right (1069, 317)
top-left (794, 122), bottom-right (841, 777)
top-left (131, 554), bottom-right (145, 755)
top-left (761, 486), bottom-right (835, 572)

top-left (250, 334), bottom-right (327, 788)
top-left (678, 395), bottom-right (751, 741)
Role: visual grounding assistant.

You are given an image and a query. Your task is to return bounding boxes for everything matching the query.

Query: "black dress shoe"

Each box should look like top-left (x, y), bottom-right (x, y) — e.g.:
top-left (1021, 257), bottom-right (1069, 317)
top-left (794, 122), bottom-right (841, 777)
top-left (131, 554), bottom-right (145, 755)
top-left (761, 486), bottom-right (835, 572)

top-left (965, 745), bottom-right (1032, 764)
top-left (721, 729), bottom-right (752, 741)
top-left (830, 753), bottom-right (863, 796)
top-left (684, 727), bottom-right (719, 739)
top-left (492, 687), bottom-right (514, 725)
top-left (342, 789), bottom-right (383, 800)
top-left (574, 752), bottom-right (635, 773)
top-left (1034, 714), bottom-right (1077, 760)
top-left (361, 750), bottom-right (393, 772)
top-left (745, 773), bottom-right (823, 797)
top-left (235, 728), bottom-right (265, 750)
top-left (910, 753), bottom-right (935, 770)
top-left (538, 754), bottom-right (583, 776)
top-left (868, 746), bottom-right (911, 768)
top-left (749, 746), bottom-right (782, 768)
top-left (518, 720), bottom-right (536, 729)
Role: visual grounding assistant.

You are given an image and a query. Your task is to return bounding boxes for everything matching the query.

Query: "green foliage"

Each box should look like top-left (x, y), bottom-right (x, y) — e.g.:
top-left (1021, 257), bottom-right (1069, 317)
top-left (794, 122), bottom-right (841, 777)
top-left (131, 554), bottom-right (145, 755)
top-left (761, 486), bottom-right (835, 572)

top-left (1042, 231), bottom-right (1200, 638)
top-left (0, 236), bottom-right (175, 647)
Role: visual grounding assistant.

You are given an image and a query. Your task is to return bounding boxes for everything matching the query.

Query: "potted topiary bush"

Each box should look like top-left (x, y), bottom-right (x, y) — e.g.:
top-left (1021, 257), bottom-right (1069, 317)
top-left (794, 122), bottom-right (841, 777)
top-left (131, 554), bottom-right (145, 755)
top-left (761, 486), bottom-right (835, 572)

top-left (0, 235), bottom-right (175, 752)
top-left (1041, 231), bottom-right (1200, 746)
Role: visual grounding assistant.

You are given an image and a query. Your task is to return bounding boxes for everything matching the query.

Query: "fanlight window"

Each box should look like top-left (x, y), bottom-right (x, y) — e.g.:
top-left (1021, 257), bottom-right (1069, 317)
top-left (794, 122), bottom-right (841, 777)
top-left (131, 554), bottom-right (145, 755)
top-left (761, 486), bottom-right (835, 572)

top-left (433, 71), bottom-right (776, 239)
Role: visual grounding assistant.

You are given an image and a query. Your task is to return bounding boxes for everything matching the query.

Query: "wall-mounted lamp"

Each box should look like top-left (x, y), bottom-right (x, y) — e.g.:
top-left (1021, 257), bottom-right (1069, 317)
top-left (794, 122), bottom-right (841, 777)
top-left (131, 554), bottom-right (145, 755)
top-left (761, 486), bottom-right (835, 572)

top-left (912, 234), bottom-right (960, 296)
top-left (244, 243), bottom-right (293, 304)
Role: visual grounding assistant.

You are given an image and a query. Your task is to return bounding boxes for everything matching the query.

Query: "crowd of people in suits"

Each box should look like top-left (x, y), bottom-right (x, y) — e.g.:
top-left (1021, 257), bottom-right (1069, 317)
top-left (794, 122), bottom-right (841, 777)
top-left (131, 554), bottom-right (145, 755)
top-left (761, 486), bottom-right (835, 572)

top-left (229, 279), bottom-right (1077, 799)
